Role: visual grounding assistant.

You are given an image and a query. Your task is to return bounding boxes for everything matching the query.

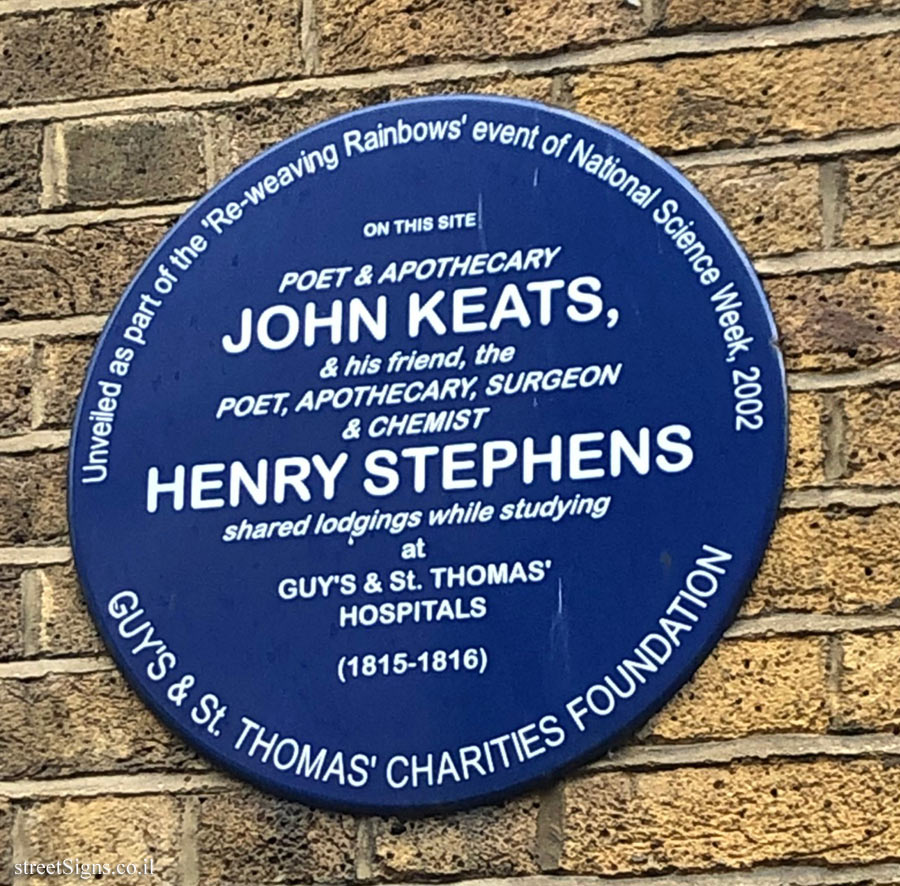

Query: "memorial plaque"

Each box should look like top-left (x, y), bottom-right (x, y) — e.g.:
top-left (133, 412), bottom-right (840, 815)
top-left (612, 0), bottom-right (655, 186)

top-left (69, 96), bottom-right (787, 813)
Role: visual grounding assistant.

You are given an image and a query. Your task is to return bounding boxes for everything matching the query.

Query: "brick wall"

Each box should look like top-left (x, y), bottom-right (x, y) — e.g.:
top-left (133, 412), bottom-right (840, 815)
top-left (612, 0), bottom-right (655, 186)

top-left (2, 0), bottom-right (900, 883)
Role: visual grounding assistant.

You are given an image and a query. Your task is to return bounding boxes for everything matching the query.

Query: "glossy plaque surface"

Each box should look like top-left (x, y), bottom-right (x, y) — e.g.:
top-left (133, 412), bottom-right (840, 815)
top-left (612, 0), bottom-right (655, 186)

top-left (69, 96), bottom-right (787, 813)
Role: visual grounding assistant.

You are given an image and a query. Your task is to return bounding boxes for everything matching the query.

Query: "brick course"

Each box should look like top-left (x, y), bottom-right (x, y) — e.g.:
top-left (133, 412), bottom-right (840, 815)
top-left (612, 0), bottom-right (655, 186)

top-left (0, 0), bottom-right (304, 107)
top-left (561, 760), bottom-right (900, 875)
top-left (316, 0), bottom-right (646, 73)
top-left (572, 36), bottom-right (900, 153)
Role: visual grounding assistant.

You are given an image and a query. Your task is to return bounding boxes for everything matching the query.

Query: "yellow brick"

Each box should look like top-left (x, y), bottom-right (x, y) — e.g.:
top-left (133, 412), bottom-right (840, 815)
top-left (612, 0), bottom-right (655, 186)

top-left (213, 78), bottom-right (557, 175)
top-left (682, 161), bottom-right (822, 257)
top-left (837, 631), bottom-right (900, 729)
top-left (0, 122), bottom-right (42, 214)
top-left (786, 391), bottom-right (828, 489)
top-left (0, 799), bottom-right (12, 878)
top-left (748, 505), bottom-right (900, 614)
top-left (572, 35), bottom-right (900, 152)
top-left (643, 636), bottom-right (829, 740)
top-left (562, 759), bottom-right (900, 874)
top-left (0, 450), bottom-right (68, 545)
top-left (29, 561), bottom-right (102, 656)
top-left (0, 670), bottom-right (201, 778)
top-left (844, 387), bottom-right (900, 485)
top-left (33, 338), bottom-right (96, 428)
top-left (196, 788), bottom-right (357, 883)
top-left (840, 153), bottom-right (900, 249)
top-left (106, 0), bottom-right (302, 89)
top-left (317, 0), bottom-right (645, 73)
top-left (0, 565), bottom-right (25, 661)
top-left (665, 0), bottom-right (818, 26)
top-left (767, 268), bottom-right (900, 372)
top-left (56, 114), bottom-right (205, 209)
top-left (211, 89), bottom-right (387, 174)
top-left (0, 0), bottom-right (302, 107)
top-left (372, 797), bottom-right (540, 878)
top-left (664, 0), bottom-right (899, 27)
top-left (23, 795), bottom-right (180, 885)
top-left (0, 222), bottom-right (168, 321)
top-left (388, 75), bottom-right (558, 103)
top-left (0, 341), bottom-right (34, 437)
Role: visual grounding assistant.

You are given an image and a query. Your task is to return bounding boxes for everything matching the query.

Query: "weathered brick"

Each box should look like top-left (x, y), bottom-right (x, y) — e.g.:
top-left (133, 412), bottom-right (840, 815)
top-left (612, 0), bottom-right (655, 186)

top-left (317, 0), bottom-right (645, 74)
top-left (210, 89), bottom-right (387, 175)
top-left (0, 222), bottom-right (168, 321)
top-left (371, 797), bottom-right (540, 878)
top-left (663, 0), bottom-right (900, 29)
top-left (838, 631), bottom-right (900, 729)
top-left (32, 338), bottom-right (96, 428)
top-left (643, 636), bottom-right (829, 741)
top-left (0, 670), bottom-right (200, 779)
top-left (27, 561), bottom-right (102, 657)
top-left (0, 798), bottom-right (12, 882)
top-left (682, 161), bottom-right (822, 257)
top-left (562, 759), bottom-right (900, 874)
top-left (664, 0), bottom-right (817, 27)
top-left (0, 341), bottom-right (34, 437)
top-left (24, 795), bottom-right (180, 884)
top-left (0, 0), bottom-right (302, 107)
top-left (748, 505), bottom-right (900, 614)
top-left (0, 450), bottom-right (68, 545)
top-left (211, 77), bottom-right (557, 176)
top-left (0, 565), bottom-right (25, 661)
top-left (0, 8), bottom-right (106, 107)
top-left (767, 268), bottom-right (900, 372)
top-left (786, 391), bottom-right (828, 489)
top-left (840, 153), bottom-right (900, 249)
top-left (0, 123), bottom-right (42, 214)
top-left (844, 387), bottom-right (900, 485)
top-left (388, 75), bottom-right (558, 103)
top-left (572, 35), bottom-right (900, 153)
top-left (57, 115), bottom-right (205, 208)
top-left (197, 788), bottom-right (356, 883)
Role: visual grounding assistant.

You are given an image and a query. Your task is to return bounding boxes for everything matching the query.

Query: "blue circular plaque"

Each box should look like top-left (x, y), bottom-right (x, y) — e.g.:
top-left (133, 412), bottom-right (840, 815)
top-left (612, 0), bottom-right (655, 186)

top-left (69, 96), bottom-right (787, 814)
